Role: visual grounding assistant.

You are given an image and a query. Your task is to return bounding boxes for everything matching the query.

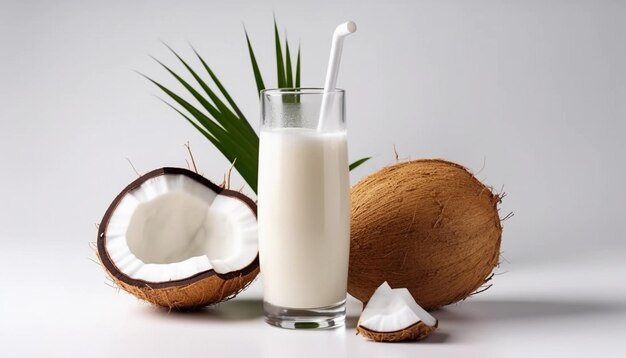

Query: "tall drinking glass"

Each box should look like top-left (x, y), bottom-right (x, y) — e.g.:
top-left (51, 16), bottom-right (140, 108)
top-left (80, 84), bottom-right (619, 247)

top-left (258, 88), bottom-right (349, 329)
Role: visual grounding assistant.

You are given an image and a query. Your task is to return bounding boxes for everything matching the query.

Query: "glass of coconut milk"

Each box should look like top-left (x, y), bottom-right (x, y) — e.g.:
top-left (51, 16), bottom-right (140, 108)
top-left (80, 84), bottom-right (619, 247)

top-left (258, 88), bottom-right (350, 329)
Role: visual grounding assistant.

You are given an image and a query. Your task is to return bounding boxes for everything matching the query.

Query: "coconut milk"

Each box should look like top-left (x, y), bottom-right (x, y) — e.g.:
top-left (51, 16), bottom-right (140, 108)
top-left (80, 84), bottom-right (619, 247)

top-left (258, 128), bottom-right (350, 309)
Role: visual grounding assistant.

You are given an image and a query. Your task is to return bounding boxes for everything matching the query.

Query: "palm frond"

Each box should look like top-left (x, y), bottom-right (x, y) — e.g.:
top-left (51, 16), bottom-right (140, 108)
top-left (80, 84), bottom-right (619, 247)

top-left (349, 157), bottom-right (372, 171)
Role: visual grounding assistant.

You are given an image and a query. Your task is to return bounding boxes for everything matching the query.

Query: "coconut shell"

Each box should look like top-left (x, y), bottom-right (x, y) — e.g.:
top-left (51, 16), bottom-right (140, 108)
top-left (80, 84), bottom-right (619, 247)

top-left (96, 167), bottom-right (260, 310)
top-left (348, 159), bottom-right (502, 310)
top-left (99, 253), bottom-right (259, 309)
top-left (356, 320), bottom-right (437, 342)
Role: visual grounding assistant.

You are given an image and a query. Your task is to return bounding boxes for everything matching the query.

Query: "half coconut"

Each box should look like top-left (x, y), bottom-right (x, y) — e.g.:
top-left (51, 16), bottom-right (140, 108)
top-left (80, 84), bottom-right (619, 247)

top-left (97, 167), bottom-right (259, 309)
top-left (357, 282), bottom-right (438, 342)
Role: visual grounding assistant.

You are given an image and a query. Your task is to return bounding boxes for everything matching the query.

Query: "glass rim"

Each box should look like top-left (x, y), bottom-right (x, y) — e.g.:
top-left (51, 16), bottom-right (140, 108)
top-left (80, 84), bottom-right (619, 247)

top-left (261, 88), bottom-right (345, 96)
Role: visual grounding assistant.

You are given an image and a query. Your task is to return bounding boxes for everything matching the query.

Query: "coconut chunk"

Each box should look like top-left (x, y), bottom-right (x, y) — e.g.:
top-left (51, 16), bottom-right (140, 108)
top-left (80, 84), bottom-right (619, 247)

top-left (357, 281), bottom-right (438, 342)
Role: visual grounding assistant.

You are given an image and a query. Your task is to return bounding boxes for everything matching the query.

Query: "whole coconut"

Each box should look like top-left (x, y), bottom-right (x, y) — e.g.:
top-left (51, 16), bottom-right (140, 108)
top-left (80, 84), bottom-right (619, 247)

top-left (348, 159), bottom-right (503, 310)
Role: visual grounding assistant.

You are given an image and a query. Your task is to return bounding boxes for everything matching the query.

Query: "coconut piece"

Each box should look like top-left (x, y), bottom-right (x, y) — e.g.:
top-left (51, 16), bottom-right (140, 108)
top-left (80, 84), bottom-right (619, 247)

top-left (97, 167), bottom-right (259, 309)
top-left (349, 159), bottom-right (502, 310)
top-left (357, 282), bottom-right (438, 342)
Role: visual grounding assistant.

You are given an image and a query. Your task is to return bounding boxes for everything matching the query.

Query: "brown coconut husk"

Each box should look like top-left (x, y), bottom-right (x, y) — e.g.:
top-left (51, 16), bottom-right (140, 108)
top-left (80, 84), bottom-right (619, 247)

top-left (99, 254), bottom-right (259, 309)
top-left (356, 320), bottom-right (438, 342)
top-left (348, 159), bottom-right (503, 310)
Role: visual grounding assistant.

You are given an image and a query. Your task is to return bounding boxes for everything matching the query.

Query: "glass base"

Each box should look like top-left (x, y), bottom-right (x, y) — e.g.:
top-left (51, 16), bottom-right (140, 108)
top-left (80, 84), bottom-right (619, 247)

top-left (263, 300), bottom-right (346, 329)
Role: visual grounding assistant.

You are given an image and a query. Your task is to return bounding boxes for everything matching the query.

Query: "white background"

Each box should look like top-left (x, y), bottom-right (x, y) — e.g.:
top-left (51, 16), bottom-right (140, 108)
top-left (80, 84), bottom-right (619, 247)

top-left (1, 0), bottom-right (625, 357)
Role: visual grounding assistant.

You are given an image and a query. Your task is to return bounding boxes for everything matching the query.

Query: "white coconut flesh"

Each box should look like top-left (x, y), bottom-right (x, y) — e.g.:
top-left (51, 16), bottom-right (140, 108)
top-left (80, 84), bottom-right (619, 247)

top-left (103, 173), bottom-right (257, 282)
top-left (359, 282), bottom-right (437, 332)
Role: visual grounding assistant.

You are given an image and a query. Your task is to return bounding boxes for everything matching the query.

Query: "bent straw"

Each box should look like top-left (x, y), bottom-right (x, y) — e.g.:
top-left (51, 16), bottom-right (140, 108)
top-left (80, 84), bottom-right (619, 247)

top-left (317, 21), bottom-right (356, 132)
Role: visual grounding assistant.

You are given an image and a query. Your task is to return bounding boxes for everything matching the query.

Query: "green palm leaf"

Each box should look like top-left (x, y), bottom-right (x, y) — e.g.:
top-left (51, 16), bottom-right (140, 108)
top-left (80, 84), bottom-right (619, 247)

top-left (160, 45), bottom-right (258, 149)
top-left (191, 47), bottom-right (246, 121)
top-left (170, 103), bottom-right (256, 188)
top-left (244, 30), bottom-right (266, 97)
top-left (295, 44), bottom-right (301, 88)
top-left (143, 74), bottom-right (258, 191)
top-left (285, 37), bottom-right (293, 88)
top-left (349, 157), bottom-right (372, 171)
top-left (151, 55), bottom-right (257, 158)
top-left (191, 48), bottom-right (258, 139)
top-left (274, 20), bottom-right (286, 88)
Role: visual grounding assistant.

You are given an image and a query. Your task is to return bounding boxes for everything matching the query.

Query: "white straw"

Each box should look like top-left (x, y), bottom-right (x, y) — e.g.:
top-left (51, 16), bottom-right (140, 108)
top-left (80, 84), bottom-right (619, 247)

top-left (317, 21), bottom-right (357, 132)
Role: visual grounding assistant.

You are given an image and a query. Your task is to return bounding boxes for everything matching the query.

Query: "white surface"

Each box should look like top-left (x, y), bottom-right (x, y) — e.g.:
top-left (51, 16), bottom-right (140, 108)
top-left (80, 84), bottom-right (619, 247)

top-left (1, 0), bottom-right (625, 356)
top-left (1, 240), bottom-right (625, 357)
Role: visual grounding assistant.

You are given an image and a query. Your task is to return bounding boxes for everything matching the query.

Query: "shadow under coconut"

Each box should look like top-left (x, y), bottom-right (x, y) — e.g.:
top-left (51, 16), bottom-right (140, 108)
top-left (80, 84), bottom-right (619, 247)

top-left (419, 331), bottom-right (450, 343)
top-left (380, 299), bottom-right (623, 345)
top-left (344, 299), bottom-right (623, 345)
top-left (435, 298), bottom-right (624, 323)
top-left (147, 298), bottom-right (265, 322)
top-left (345, 314), bottom-right (359, 329)
top-left (360, 332), bottom-right (450, 344)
